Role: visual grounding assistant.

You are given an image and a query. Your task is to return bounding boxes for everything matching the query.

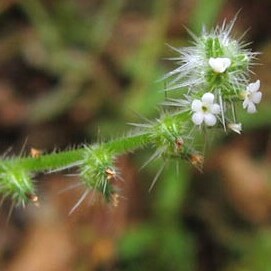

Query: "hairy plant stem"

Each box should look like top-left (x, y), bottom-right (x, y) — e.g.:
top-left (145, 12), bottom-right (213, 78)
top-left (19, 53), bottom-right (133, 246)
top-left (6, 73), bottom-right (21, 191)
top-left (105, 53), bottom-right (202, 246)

top-left (2, 133), bottom-right (150, 172)
top-left (2, 112), bottom-right (189, 173)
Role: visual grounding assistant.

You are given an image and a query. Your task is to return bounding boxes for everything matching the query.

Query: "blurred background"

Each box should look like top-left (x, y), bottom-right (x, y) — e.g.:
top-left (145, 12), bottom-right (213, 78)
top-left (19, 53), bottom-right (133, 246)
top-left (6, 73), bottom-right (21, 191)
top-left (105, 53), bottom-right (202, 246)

top-left (0, 0), bottom-right (271, 270)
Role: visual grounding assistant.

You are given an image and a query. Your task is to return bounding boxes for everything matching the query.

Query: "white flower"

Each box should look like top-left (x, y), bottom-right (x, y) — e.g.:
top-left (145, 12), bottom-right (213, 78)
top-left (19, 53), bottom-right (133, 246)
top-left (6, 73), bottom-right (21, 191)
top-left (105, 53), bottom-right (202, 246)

top-left (208, 57), bottom-right (231, 73)
top-left (242, 80), bottom-right (262, 113)
top-left (228, 123), bottom-right (242, 134)
top-left (191, 92), bottom-right (220, 126)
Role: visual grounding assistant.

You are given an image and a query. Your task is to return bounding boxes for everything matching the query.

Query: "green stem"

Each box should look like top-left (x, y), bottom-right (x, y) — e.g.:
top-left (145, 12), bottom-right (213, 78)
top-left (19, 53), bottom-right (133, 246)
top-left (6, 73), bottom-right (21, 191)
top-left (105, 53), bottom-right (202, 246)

top-left (3, 132), bottom-right (151, 172)
top-left (2, 112), bottom-right (190, 173)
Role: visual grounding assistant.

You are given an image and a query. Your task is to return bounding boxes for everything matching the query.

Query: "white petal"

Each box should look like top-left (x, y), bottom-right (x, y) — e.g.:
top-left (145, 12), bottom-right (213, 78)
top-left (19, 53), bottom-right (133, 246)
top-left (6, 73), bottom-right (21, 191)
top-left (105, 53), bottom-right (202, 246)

top-left (202, 92), bottom-right (214, 104)
top-left (247, 102), bottom-right (256, 113)
top-left (208, 57), bottom-right (231, 73)
top-left (204, 113), bottom-right (217, 126)
top-left (247, 80), bottom-right (260, 92)
top-left (211, 103), bottom-right (220, 114)
top-left (228, 123), bottom-right (242, 134)
top-left (191, 99), bottom-right (202, 112)
top-left (192, 112), bottom-right (204, 125)
top-left (209, 58), bottom-right (223, 73)
top-left (251, 91), bottom-right (262, 104)
top-left (242, 98), bottom-right (249, 109)
top-left (223, 58), bottom-right (231, 69)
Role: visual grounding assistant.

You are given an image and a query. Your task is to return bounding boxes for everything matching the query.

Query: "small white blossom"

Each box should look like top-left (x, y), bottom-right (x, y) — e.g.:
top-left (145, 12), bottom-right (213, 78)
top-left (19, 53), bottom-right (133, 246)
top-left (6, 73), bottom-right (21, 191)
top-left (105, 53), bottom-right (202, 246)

top-left (191, 93), bottom-right (220, 126)
top-left (208, 57), bottom-right (231, 73)
top-left (242, 80), bottom-right (262, 113)
top-left (228, 123), bottom-right (242, 134)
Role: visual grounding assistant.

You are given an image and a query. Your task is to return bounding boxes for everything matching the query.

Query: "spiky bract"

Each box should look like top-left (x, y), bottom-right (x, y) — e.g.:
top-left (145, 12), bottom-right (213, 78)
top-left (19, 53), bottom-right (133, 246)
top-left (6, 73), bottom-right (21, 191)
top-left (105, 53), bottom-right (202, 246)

top-left (0, 164), bottom-right (35, 207)
top-left (79, 145), bottom-right (118, 201)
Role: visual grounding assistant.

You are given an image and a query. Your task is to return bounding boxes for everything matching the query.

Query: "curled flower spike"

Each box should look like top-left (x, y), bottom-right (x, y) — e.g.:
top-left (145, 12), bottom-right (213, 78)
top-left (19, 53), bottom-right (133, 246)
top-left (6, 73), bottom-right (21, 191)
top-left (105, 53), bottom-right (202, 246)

top-left (209, 57), bottom-right (231, 73)
top-left (163, 16), bottom-right (258, 95)
top-left (191, 93), bottom-right (220, 126)
top-left (242, 80), bottom-right (262, 113)
top-left (163, 17), bottom-right (261, 135)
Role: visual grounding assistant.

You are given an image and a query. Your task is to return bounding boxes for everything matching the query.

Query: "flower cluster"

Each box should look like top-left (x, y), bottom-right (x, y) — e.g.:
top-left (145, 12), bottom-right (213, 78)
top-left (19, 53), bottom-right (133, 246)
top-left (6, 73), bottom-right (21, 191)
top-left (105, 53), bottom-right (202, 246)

top-left (164, 17), bottom-right (262, 133)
